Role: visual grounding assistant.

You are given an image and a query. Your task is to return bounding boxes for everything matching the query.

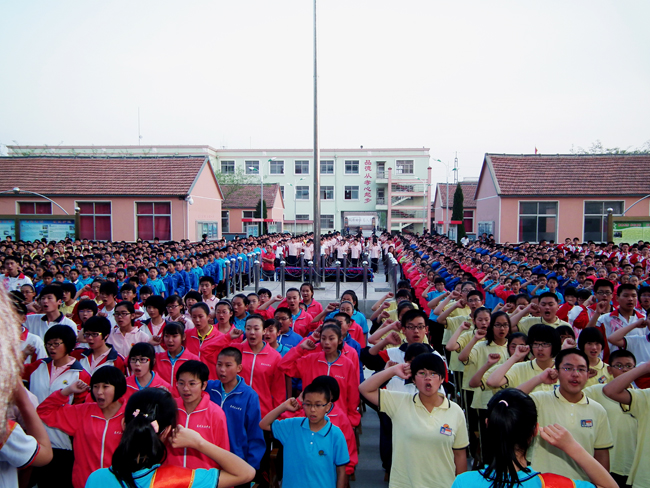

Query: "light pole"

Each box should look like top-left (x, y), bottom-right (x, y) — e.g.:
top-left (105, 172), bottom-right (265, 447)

top-left (1, 187), bottom-right (71, 215)
top-left (288, 177), bottom-right (307, 235)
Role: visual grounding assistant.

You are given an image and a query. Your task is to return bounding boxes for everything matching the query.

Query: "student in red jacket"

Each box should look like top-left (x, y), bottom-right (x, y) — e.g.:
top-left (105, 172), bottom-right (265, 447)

top-left (123, 342), bottom-right (171, 402)
top-left (278, 323), bottom-right (361, 427)
top-left (220, 314), bottom-right (287, 417)
top-left (154, 322), bottom-right (200, 395)
top-left (71, 316), bottom-right (126, 375)
top-left (36, 366), bottom-right (127, 488)
top-left (186, 303), bottom-right (235, 379)
top-left (167, 360), bottom-right (230, 469)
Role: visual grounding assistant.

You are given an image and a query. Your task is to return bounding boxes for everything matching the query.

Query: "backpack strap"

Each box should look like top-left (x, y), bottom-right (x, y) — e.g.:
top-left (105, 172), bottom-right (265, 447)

top-left (150, 465), bottom-right (195, 488)
top-left (539, 473), bottom-right (577, 488)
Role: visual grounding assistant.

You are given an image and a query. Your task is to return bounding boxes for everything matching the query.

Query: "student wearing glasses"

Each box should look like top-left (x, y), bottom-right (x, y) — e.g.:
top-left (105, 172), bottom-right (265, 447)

top-left (122, 342), bottom-right (171, 403)
top-left (359, 353), bottom-right (468, 488)
top-left (106, 301), bottom-right (150, 358)
top-left (71, 316), bottom-right (126, 374)
top-left (517, 348), bottom-right (613, 481)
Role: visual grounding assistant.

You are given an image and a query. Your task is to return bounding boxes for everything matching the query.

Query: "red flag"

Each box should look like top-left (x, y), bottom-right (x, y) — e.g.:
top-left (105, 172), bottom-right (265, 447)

top-left (535, 147), bottom-right (538, 154)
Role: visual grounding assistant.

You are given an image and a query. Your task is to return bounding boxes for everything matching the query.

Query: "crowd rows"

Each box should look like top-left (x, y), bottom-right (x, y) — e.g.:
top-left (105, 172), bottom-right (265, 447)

top-left (1, 231), bottom-right (650, 488)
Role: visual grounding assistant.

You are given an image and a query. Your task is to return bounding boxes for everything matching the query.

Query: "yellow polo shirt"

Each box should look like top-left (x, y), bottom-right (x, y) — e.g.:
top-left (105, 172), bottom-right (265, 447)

top-left (447, 316), bottom-right (472, 372)
top-left (441, 302), bottom-right (471, 344)
top-left (585, 359), bottom-right (613, 387)
top-left (379, 390), bottom-right (469, 488)
top-left (505, 359), bottom-right (558, 392)
top-left (584, 384), bottom-right (637, 477)
top-left (529, 389), bottom-right (613, 481)
top-left (625, 389), bottom-right (650, 487)
top-left (450, 330), bottom-right (474, 373)
top-left (517, 316), bottom-right (570, 335)
top-left (466, 341), bottom-right (508, 409)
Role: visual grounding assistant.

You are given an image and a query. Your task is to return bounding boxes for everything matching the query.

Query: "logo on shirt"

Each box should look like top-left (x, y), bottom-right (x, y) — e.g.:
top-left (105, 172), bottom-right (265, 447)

top-left (440, 424), bottom-right (453, 436)
top-left (334, 375), bottom-right (345, 380)
top-left (580, 419), bottom-right (593, 428)
top-left (229, 405), bottom-right (242, 411)
top-left (260, 363), bottom-right (272, 367)
top-left (62, 380), bottom-right (68, 385)
top-left (598, 376), bottom-right (607, 384)
top-left (196, 424), bottom-right (211, 429)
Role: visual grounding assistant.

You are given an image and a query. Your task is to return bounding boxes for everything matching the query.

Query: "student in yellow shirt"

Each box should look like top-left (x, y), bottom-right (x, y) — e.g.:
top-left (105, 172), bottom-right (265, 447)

top-left (578, 328), bottom-right (613, 387)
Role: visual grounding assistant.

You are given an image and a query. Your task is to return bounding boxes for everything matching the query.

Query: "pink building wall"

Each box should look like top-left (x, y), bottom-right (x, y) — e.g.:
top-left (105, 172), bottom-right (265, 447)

top-left (187, 164), bottom-right (223, 241)
top-left (474, 166), bottom-right (500, 240)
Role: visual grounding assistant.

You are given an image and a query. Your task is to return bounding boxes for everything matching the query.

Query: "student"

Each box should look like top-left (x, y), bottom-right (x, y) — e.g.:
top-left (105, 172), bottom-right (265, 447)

top-left (262, 318), bottom-right (291, 357)
top-left (71, 316), bottom-right (126, 374)
top-left (517, 349), bottom-right (613, 480)
top-left (510, 292), bottom-right (571, 334)
top-left (300, 282), bottom-right (323, 324)
top-left (147, 266), bottom-right (167, 297)
top-left (106, 301), bottom-right (150, 359)
top-left (451, 389), bottom-right (617, 488)
top-left (71, 297), bottom-right (98, 334)
top-left (219, 314), bottom-right (286, 417)
top-left (85, 388), bottom-right (255, 488)
top-left (154, 322), bottom-right (200, 394)
top-left (231, 294), bottom-right (250, 331)
top-left (140, 295), bottom-right (167, 352)
top-left (360, 354), bottom-right (469, 488)
top-left (36, 367), bottom-right (127, 488)
top-left (206, 347), bottom-right (266, 475)
top-left (165, 294), bottom-right (193, 331)
top-left (335, 301), bottom-right (366, 347)
top-left (273, 307), bottom-right (303, 348)
top-left (123, 343), bottom-right (171, 403)
top-left (578, 327), bottom-right (613, 386)
top-left (214, 300), bottom-right (235, 335)
top-left (183, 291), bottom-right (201, 323)
top-left (59, 283), bottom-right (77, 318)
top-left (25, 285), bottom-right (77, 339)
top-left (167, 361), bottom-right (230, 469)
top-left (186, 303), bottom-right (232, 379)
top-left (259, 383), bottom-right (350, 488)
top-left (594, 284), bottom-right (644, 359)
top-left (199, 276), bottom-right (219, 318)
top-left (603, 354), bottom-right (650, 488)
top-left (22, 325), bottom-right (91, 488)
top-left (15, 300), bottom-right (47, 364)
top-left (119, 284), bottom-right (144, 319)
top-left (584, 350), bottom-right (637, 488)
top-left (487, 324), bottom-right (561, 392)
top-left (278, 323), bottom-right (360, 427)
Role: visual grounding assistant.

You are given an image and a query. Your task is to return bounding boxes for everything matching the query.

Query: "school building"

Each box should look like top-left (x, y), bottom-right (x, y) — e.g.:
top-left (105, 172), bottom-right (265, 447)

top-left (0, 155), bottom-right (224, 242)
top-left (432, 179), bottom-right (478, 239)
top-left (220, 183), bottom-right (285, 239)
top-left (474, 153), bottom-right (650, 243)
top-left (7, 145), bottom-right (434, 235)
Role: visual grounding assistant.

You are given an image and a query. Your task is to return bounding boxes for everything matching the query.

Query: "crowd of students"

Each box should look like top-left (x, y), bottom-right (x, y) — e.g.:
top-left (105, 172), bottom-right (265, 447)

top-left (1, 231), bottom-right (650, 488)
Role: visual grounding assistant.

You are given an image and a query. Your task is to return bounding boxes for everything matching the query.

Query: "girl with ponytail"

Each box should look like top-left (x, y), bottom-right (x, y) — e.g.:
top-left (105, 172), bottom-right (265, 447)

top-left (85, 388), bottom-right (255, 488)
top-left (451, 388), bottom-right (617, 488)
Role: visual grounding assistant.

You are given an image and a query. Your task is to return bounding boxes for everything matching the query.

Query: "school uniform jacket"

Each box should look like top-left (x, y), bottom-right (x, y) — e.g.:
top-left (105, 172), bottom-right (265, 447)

top-left (23, 358), bottom-right (91, 450)
top-left (154, 348), bottom-right (200, 395)
top-left (71, 345), bottom-right (126, 375)
top-left (36, 390), bottom-right (125, 488)
top-left (207, 378), bottom-right (266, 470)
top-left (291, 310), bottom-right (315, 337)
top-left (186, 328), bottom-right (236, 380)
top-left (278, 346), bottom-right (361, 427)
top-left (122, 373), bottom-right (171, 403)
top-left (166, 393), bottom-right (229, 470)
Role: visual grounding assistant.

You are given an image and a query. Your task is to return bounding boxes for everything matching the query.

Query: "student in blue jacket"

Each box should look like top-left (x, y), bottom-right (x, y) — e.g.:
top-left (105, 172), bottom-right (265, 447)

top-left (207, 347), bottom-right (266, 474)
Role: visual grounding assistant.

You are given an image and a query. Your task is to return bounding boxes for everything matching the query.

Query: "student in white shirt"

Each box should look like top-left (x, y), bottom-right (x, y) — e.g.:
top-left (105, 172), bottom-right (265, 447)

top-left (25, 286), bottom-right (77, 339)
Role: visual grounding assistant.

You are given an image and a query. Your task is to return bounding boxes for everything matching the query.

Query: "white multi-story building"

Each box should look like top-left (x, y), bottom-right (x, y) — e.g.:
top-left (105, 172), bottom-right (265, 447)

top-left (8, 145), bottom-right (433, 235)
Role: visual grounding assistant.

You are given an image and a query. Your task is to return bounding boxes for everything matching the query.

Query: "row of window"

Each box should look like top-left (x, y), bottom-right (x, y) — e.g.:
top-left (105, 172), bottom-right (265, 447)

top-left (220, 159), bottom-right (415, 176)
top-left (277, 186), bottom-right (363, 201)
top-left (518, 201), bottom-right (623, 243)
top-left (220, 211), bottom-right (334, 232)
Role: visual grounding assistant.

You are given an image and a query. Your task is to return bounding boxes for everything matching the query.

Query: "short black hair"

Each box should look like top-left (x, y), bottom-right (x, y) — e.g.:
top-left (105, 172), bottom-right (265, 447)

top-left (218, 347), bottom-right (242, 365)
top-left (310, 375), bottom-right (340, 403)
top-left (44, 324), bottom-right (77, 354)
top-left (538, 291), bottom-right (559, 303)
top-left (99, 281), bottom-right (119, 297)
top-left (303, 381), bottom-right (332, 403)
top-left (144, 295), bottom-right (166, 316)
top-left (61, 282), bottom-right (77, 296)
top-left (83, 316), bottom-right (112, 339)
top-left (163, 322), bottom-right (186, 336)
top-left (527, 324), bottom-right (561, 357)
top-left (77, 299), bottom-right (98, 315)
top-left (577, 327), bottom-right (605, 350)
top-left (90, 366), bottom-right (127, 402)
top-left (39, 285), bottom-right (63, 301)
top-left (608, 349), bottom-right (636, 365)
top-left (554, 348), bottom-right (589, 369)
top-left (128, 342), bottom-right (156, 367)
top-left (410, 353), bottom-right (447, 381)
top-left (175, 360), bottom-right (209, 383)
top-left (400, 309), bottom-right (428, 328)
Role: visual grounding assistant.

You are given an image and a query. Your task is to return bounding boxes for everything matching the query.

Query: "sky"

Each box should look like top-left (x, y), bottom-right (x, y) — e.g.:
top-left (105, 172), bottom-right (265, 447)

top-left (1, 1), bottom-right (649, 185)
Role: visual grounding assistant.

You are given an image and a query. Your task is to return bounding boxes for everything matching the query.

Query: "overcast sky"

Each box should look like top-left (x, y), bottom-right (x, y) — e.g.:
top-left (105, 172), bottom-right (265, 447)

top-left (1, 1), bottom-right (649, 184)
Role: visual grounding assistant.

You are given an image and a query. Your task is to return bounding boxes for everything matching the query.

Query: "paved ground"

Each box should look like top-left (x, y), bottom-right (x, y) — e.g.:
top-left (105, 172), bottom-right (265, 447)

top-left (353, 404), bottom-right (386, 487)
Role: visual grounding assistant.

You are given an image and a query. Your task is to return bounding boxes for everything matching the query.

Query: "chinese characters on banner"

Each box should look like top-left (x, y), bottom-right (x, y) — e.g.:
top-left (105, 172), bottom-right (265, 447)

top-left (363, 159), bottom-right (372, 203)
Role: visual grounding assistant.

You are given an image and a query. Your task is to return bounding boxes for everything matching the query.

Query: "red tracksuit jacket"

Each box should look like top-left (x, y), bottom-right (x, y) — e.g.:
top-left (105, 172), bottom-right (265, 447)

top-left (154, 347), bottom-right (200, 396)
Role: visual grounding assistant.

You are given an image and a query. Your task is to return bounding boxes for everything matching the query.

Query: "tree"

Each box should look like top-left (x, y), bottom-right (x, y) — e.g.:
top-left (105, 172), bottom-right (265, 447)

top-left (451, 182), bottom-right (466, 242)
top-left (570, 139), bottom-right (650, 155)
top-left (214, 167), bottom-right (257, 200)
top-left (255, 198), bottom-right (268, 235)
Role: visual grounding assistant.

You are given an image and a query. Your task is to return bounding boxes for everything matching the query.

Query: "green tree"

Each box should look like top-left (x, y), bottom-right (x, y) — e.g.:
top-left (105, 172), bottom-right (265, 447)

top-left (255, 198), bottom-right (268, 235)
top-left (451, 182), bottom-right (466, 242)
top-left (570, 139), bottom-right (650, 155)
top-left (214, 167), bottom-right (257, 200)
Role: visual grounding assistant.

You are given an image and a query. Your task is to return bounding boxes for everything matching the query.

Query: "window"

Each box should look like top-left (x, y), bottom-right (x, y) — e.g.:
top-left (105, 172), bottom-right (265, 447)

top-left (320, 160), bottom-right (334, 174)
top-left (376, 162), bottom-right (386, 178)
top-left (221, 161), bottom-right (235, 174)
top-left (198, 222), bottom-right (219, 240)
top-left (270, 160), bottom-right (284, 174)
top-left (137, 202), bottom-right (171, 241)
top-left (221, 211), bottom-right (230, 233)
top-left (320, 186), bottom-right (334, 200)
top-left (245, 161), bottom-right (259, 174)
top-left (280, 186), bottom-right (284, 199)
top-left (321, 214), bottom-right (334, 229)
top-left (584, 201), bottom-right (624, 242)
top-left (344, 186), bottom-right (359, 200)
top-left (377, 187), bottom-right (385, 204)
top-left (396, 160), bottom-right (414, 174)
top-left (519, 202), bottom-right (557, 243)
top-left (18, 202), bottom-right (51, 215)
top-left (78, 202), bottom-right (111, 240)
top-left (296, 186), bottom-right (310, 200)
top-left (463, 210), bottom-right (474, 233)
top-left (294, 160), bottom-right (309, 175)
top-left (345, 160), bottom-right (359, 174)
top-left (243, 211), bottom-right (255, 219)
top-left (296, 214), bottom-right (310, 221)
